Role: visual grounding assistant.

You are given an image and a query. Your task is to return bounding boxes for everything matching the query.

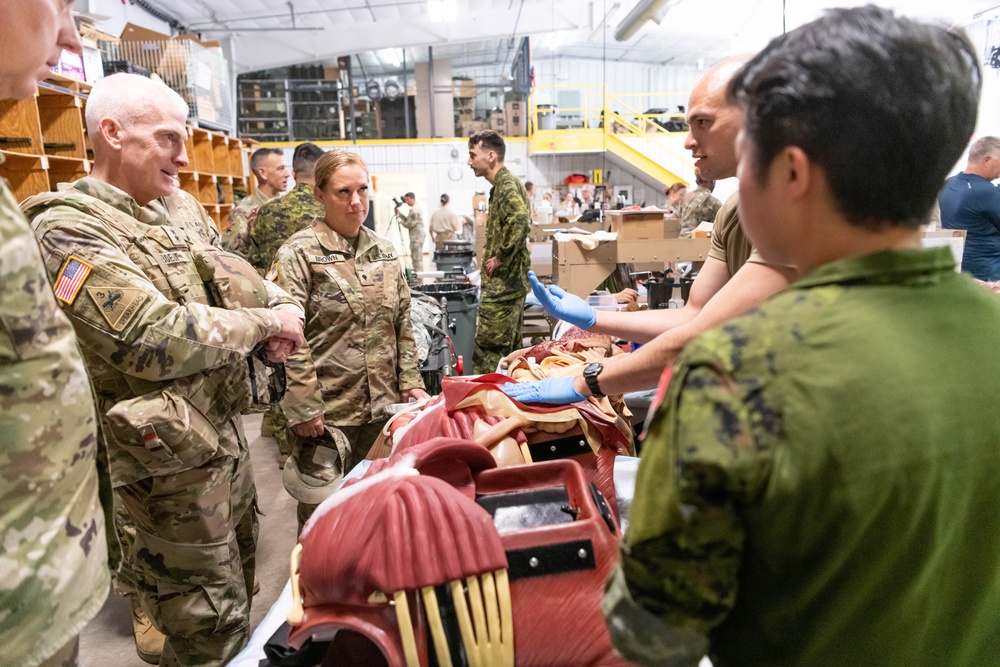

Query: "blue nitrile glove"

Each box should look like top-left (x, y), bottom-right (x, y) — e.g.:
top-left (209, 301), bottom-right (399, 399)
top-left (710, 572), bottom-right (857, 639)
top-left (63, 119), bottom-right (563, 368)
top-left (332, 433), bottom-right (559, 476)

top-left (501, 377), bottom-right (586, 405)
top-left (528, 270), bottom-right (596, 329)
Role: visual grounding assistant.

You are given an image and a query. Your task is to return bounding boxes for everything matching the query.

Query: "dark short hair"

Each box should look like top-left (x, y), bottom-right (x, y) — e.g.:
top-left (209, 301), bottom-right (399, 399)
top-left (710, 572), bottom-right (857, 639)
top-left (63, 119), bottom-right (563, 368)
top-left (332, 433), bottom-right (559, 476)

top-left (728, 5), bottom-right (980, 230)
top-left (292, 142), bottom-right (325, 177)
top-left (249, 148), bottom-right (283, 179)
top-left (524, 181), bottom-right (534, 190)
top-left (440, 193), bottom-right (450, 205)
top-left (468, 130), bottom-right (506, 162)
top-left (404, 192), bottom-right (415, 199)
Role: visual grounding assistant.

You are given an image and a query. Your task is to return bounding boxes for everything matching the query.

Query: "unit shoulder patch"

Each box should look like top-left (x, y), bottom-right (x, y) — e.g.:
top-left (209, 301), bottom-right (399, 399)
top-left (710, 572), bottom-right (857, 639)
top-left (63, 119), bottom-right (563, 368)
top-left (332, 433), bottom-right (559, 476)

top-left (265, 264), bottom-right (279, 281)
top-left (86, 286), bottom-right (151, 332)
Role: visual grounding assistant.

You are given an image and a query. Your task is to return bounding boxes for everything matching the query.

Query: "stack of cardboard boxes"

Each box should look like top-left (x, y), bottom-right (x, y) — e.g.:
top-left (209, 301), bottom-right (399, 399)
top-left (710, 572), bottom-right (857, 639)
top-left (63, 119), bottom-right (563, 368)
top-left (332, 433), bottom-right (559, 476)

top-left (457, 100), bottom-right (528, 138)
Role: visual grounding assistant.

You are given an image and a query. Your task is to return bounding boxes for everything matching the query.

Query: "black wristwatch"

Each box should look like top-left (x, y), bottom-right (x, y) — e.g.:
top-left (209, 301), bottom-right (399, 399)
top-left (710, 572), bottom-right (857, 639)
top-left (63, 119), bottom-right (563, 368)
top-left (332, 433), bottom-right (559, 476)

top-left (583, 362), bottom-right (606, 398)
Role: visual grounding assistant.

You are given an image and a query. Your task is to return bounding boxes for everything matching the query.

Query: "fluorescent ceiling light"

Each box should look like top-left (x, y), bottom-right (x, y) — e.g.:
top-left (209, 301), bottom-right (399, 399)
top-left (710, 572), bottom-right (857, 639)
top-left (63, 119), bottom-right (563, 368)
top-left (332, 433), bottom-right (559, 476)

top-left (428, 0), bottom-right (457, 23)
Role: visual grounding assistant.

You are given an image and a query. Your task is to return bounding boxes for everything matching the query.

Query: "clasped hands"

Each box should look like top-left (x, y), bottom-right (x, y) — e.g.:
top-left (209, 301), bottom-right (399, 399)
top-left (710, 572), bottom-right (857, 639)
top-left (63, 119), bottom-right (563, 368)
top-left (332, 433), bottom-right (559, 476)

top-left (264, 309), bottom-right (305, 363)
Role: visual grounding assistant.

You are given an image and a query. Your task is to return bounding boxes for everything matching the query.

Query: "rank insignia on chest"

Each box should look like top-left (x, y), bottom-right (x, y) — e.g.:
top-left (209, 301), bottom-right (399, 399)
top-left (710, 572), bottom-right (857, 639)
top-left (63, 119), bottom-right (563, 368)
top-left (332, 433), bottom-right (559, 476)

top-left (162, 226), bottom-right (186, 247)
top-left (86, 286), bottom-right (151, 332)
top-left (53, 255), bottom-right (93, 304)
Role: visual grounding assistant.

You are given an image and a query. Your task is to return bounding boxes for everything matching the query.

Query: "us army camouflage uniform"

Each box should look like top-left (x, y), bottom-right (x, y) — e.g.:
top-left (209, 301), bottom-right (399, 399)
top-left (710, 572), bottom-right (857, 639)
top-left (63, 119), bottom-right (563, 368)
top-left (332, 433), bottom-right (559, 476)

top-left (399, 203), bottom-right (426, 272)
top-left (0, 171), bottom-right (109, 667)
top-left (223, 188), bottom-right (291, 455)
top-left (155, 187), bottom-right (221, 247)
top-left (249, 182), bottom-right (323, 274)
top-left (23, 176), bottom-right (301, 667)
top-left (473, 166), bottom-right (531, 373)
top-left (222, 189), bottom-right (272, 259)
top-left (272, 220), bottom-right (424, 521)
top-left (677, 186), bottom-right (722, 238)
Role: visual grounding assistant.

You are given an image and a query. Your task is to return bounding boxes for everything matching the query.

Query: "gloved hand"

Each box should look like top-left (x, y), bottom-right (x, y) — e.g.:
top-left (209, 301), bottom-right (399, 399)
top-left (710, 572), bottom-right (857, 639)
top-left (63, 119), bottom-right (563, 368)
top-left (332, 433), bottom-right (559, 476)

top-left (528, 271), bottom-right (596, 329)
top-left (501, 376), bottom-right (585, 405)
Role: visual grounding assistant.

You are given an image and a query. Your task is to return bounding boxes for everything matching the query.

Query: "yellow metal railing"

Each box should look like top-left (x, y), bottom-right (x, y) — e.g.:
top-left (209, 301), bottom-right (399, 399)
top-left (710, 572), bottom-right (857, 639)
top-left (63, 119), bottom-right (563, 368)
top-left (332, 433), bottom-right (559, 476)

top-left (525, 85), bottom-right (693, 184)
top-left (526, 85), bottom-right (689, 139)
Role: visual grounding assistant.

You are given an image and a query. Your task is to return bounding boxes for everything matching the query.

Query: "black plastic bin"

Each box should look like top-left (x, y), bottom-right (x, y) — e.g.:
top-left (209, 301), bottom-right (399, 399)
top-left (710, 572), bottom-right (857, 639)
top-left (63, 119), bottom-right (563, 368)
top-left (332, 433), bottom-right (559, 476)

top-left (413, 282), bottom-right (479, 375)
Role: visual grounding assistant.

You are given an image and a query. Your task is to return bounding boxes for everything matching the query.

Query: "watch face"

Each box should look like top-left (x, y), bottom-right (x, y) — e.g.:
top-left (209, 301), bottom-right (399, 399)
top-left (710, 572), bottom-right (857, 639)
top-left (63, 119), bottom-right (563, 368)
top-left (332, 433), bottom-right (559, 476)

top-left (585, 362), bottom-right (601, 376)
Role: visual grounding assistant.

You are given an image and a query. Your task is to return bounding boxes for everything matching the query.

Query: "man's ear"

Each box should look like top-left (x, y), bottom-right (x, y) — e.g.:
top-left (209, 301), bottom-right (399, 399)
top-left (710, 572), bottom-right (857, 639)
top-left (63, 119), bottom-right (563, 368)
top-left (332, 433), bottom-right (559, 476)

top-left (99, 118), bottom-right (124, 150)
top-left (783, 146), bottom-right (812, 200)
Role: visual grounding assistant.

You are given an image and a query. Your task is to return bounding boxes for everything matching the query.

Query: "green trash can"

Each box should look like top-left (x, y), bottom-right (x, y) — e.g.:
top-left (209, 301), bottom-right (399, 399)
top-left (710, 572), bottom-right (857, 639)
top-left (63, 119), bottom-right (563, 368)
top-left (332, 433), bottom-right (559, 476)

top-left (414, 282), bottom-right (479, 375)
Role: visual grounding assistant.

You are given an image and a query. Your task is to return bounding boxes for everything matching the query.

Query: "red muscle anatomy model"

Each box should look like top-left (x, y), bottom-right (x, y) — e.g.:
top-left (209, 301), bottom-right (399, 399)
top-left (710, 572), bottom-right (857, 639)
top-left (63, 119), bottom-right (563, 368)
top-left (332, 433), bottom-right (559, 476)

top-left (288, 440), bottom-right (629, 666)
top-left (286, 374), bottom-right (636, 666)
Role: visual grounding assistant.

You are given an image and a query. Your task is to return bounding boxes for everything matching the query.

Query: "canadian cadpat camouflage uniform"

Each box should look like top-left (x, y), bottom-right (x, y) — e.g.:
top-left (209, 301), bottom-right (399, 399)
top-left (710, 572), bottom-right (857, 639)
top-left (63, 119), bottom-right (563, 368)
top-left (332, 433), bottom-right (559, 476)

top-left (222, 189), bottom-right (272, 259)
top-left (0, 171), bottom-right (109, 667)
top-left (678, 185), bottom-right (723, 238)
top-left (155, 187), bottom-right (222, 247)
top-left (248, 182), bottom-right (323, 273)
top-left (271, 220), bottom-right (424, 520)
top-left (23, 176), bottom-right (301, 667)
top-left (473, 166), bottom-right (531, 373)
top-left (399, 203), bottom-right (426, 272)
top-left (605, 247), bottom-right (1000, 666)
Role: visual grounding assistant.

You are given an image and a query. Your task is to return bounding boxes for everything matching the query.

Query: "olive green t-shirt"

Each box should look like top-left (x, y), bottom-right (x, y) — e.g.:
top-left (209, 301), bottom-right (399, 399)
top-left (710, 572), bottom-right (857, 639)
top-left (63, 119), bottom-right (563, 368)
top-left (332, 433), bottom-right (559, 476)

top-left (707, 192), bottom-right (764, 277)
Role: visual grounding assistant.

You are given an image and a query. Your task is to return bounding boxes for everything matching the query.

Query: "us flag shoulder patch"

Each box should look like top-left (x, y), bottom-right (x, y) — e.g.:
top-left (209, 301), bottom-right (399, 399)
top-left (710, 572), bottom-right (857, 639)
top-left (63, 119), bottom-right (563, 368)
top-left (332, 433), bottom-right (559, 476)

top-left (53, 256), bottom-right (93, 304)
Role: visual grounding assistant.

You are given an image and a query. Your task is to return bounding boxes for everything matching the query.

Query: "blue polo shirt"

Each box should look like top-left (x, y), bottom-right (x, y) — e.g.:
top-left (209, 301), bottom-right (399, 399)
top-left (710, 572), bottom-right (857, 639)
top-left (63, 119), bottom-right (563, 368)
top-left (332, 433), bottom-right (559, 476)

top-left (939, 172), bottom-right (1000, 280)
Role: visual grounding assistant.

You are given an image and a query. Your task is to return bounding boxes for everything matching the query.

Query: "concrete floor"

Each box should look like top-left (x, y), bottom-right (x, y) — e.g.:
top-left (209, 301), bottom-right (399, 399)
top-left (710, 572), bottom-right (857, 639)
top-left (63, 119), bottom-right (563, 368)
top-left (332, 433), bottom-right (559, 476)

top-left (79, 413), bottom-right (297, 667)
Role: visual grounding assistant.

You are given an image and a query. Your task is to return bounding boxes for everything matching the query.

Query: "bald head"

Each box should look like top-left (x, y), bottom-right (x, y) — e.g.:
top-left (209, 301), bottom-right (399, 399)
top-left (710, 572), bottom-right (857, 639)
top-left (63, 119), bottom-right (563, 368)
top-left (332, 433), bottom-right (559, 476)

top-left (86, 73), bottom-right (189, 138)
top-left (86, 73), bottom-right (191, 206)
top-left (684, 54), bottom-right (753, 182)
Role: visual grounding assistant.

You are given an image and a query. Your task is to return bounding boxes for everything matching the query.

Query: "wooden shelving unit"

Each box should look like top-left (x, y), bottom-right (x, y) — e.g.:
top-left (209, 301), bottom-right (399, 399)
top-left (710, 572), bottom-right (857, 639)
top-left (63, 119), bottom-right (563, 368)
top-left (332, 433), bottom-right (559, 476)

top-left (0, 73), bottom-right (254, 233)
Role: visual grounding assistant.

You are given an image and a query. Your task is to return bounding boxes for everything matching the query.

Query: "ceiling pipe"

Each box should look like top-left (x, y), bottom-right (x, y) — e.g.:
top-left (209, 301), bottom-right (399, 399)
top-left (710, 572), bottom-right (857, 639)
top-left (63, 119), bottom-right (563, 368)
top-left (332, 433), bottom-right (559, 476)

top-left (613, 0), bottom-right (680, 42)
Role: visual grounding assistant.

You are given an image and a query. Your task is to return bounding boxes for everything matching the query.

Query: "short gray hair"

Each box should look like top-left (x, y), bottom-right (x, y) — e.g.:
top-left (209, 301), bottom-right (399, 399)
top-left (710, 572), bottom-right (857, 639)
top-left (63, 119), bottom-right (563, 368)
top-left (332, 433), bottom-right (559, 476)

top-left (968, 136), bottom-right (1000, 163)
top-left (85, 73), bottom-right (189, 136)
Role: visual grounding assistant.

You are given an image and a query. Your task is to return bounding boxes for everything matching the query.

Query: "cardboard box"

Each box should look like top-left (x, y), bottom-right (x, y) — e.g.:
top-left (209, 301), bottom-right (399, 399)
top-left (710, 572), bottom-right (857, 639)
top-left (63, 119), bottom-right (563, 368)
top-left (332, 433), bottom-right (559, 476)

top-left (460, 120), bottom-right (489, 137)
top-left (489, 114), bottom-right (506, 131)
top-left (453, 78), bottom-right (476, 98)
top-left (457, 110), bottom-right (473, 124)
top-left (663, 217), bottom-right (680, 238)
top-left (606, 210), bottom-right (667, 240)
top-left (506, 104), bottom-right (527, 136)
top-left (323, 66), bottom-right (341, 81)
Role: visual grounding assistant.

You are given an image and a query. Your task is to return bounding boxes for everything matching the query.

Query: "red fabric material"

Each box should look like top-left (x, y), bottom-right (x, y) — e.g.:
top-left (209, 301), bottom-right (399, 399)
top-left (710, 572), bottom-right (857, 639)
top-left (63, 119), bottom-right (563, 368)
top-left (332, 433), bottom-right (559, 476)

top-left (298, 475), bottom-right (507, 609)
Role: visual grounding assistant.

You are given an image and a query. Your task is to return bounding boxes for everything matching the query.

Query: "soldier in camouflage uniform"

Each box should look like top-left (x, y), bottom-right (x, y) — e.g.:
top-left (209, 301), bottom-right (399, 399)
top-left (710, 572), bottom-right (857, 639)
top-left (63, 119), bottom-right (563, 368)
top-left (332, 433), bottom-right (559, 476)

top-left (677, 172), bottom-right (722, 238)
top-left (248, 142), bottom-right (325, 274)
top-left (270, 150), bottom-right (428, 530)
top-left (221, 148), bottom-right (289, 258)
top-left (467, 131), bottom-right (532, 374)
top-left (396, 191), bottom-right (425, 272)
top-left (0, 5), bottom-right (110, 666)
top-left (604, 10), bottom-right (1000, 666)
top-left (246, 144), bottom-right (323, 461)
top-left (23, 73), bottom-right (305, 667)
